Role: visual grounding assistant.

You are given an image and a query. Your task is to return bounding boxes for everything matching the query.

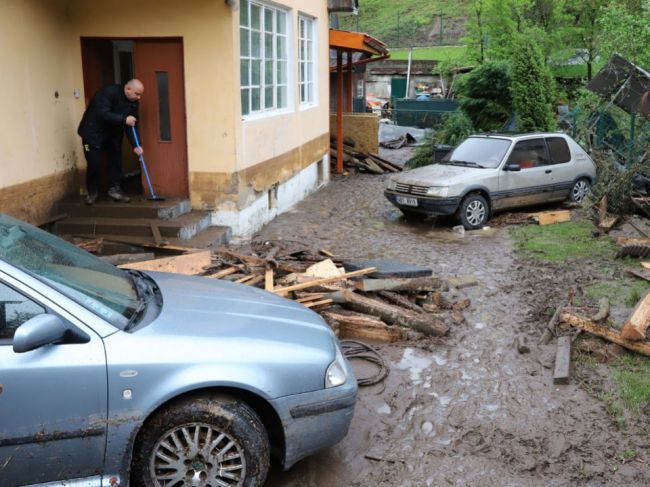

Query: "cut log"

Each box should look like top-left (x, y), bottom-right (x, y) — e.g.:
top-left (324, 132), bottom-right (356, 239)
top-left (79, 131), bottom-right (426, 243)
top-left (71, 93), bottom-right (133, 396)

top-left (447, 276), bottom-right (478, 289)
top-left (355, 276), bottom-right (443, 293)
top-left (561, 312), bottom-right (650, 356)
top-left (530, 210), bottom-right (571, 225)
top-left (326, 289), bottom-right (449, 336)
top-left (272, 267), bottom-right (377, 295)
top-left (553, 336), bottom-right (572, 384)
top-left (119, 250), bottom-right (211, 275)
top-left (377, 291), bottom-right (423, 312)
top-left (621, 291), bottom-right (650, 340)
top-left (322, 310), bottom-right (405, 342)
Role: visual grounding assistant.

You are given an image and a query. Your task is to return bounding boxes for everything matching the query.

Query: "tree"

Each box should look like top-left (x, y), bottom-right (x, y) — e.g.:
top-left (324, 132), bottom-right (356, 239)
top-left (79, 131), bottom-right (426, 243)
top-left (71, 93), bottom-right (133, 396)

top-left (510, 35), bottom-right (557, 131)
top-left (598, 0), bottom-right (650, 67)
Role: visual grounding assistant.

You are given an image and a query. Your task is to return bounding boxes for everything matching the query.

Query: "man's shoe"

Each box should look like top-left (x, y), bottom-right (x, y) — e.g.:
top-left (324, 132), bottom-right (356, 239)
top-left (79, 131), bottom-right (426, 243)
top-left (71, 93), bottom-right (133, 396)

top-left (85, 193), bottom-right (98, 205)
top-left (108, 187), bottom-right (130, 203)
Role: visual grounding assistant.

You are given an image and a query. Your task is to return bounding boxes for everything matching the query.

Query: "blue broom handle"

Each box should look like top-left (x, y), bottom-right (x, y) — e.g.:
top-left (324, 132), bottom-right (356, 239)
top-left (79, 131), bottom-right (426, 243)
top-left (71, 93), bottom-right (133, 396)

top-left (131, 126), bottom-right (157, 197)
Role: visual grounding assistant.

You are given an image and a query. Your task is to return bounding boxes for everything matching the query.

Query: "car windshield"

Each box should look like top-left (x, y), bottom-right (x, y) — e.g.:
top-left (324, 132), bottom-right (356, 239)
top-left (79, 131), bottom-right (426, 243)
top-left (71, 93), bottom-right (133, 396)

top-left (442, 137), bottom-right (512, 169)
top-left (0, 214), bottom-right (138, 329)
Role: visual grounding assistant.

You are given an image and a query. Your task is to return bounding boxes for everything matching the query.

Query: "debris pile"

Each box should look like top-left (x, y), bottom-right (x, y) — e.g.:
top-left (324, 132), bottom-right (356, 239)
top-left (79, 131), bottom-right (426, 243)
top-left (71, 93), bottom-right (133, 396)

top-left (330, 137), bottom-right (402, 175)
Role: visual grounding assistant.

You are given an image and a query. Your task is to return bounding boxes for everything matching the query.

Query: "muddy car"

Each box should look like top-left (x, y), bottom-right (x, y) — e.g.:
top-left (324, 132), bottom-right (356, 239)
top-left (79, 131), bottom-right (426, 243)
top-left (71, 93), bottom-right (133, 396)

top-left (385, 133), bottom-right (597, 229)
top-left (0, 214), bottom-right (356, 486)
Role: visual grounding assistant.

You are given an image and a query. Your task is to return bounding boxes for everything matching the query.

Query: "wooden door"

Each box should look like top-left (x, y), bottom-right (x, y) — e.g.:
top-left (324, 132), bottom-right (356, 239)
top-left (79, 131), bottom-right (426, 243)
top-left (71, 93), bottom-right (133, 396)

top-left (134, 39), bottom-right (188, 197)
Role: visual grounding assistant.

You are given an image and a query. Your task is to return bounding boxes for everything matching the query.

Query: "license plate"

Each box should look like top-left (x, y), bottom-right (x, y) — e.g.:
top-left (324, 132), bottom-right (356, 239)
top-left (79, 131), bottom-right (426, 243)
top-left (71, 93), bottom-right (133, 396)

top-left (396, 196), bottom-right (418, 207)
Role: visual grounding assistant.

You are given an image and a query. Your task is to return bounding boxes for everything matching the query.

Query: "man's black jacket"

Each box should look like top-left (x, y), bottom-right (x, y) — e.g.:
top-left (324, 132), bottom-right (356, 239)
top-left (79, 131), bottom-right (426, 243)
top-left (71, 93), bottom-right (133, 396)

top-left (78, 83), bottom-right (139, 148)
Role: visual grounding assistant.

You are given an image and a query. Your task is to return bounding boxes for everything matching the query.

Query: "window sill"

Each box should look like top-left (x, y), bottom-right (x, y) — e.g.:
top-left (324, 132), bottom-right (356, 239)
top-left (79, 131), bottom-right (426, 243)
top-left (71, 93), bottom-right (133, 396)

top-left (299, 102), bottom-right (319, 112)
top-left (242, 107), bottom-right (295, 122)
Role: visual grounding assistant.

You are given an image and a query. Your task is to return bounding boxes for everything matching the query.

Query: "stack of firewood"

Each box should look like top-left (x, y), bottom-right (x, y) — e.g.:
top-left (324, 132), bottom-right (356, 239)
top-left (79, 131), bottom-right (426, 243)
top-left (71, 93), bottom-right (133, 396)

top-left (330, 139), bottom-right (402, 175)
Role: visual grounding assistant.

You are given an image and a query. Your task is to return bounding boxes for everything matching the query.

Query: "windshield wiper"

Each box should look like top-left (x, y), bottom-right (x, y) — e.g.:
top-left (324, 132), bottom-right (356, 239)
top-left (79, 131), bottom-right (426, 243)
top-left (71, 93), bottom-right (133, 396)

top-left (124, 270), bottom-right (154, 331)
top-left (450, 160), bottom-right (486, 168)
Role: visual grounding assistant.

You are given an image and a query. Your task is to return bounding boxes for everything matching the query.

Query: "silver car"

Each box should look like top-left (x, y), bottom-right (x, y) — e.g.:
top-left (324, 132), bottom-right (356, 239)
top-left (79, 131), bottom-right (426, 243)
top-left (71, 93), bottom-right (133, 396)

top-left (385, 133), bottom-right (597, 229)
top-left (0, 214), bottom-right (356, 486)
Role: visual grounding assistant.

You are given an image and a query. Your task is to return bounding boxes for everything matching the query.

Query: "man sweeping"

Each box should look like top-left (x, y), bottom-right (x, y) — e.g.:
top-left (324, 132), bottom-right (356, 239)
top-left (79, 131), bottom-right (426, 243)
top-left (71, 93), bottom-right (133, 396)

top-left (78, 79), bottom-right (144, 204)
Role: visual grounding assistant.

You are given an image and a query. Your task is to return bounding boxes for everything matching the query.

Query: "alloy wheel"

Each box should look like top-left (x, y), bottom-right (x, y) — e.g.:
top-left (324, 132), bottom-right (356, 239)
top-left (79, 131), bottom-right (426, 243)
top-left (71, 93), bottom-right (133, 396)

top-left (572, 180), bottom-right (590, 202)
top-left (465, 200), bottom-right (486, 226)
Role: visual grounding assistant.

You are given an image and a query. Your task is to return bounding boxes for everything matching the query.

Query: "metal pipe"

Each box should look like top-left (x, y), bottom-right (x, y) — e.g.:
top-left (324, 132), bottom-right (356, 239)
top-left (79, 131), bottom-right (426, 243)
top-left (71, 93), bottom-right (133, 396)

top-left (336, 50), bottom-right (344, 174)
top-left (405, 47), bottom-right (413, 98)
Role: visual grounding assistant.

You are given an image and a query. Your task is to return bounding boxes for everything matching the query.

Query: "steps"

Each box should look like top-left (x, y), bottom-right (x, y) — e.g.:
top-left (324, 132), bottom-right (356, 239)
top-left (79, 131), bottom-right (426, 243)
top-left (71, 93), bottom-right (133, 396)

top-left (56, 196), bottom-right (231, 249)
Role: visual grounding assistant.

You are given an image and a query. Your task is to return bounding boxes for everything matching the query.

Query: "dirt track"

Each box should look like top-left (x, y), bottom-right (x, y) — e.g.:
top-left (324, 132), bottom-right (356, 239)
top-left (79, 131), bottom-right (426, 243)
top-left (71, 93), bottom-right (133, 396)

top-left (253, 169), bottom-right (650, 486)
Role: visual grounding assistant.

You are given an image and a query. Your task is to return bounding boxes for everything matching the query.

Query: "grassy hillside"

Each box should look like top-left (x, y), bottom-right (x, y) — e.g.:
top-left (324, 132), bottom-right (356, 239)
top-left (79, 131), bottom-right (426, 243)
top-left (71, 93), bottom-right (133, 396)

top-left (338, 0), bottom-right (469, 48)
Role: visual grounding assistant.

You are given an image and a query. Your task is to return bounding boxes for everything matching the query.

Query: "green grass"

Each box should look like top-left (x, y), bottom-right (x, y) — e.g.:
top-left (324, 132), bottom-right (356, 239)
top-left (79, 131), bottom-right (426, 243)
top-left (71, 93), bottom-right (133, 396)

top-left (389, 45), bottom-right (468, 62)
top-left (612, 354), bottom-right (650, 416)
top-left (582, 279), bottom-right (650, 309)
top-left (509, 221), bottom-right (617, 262)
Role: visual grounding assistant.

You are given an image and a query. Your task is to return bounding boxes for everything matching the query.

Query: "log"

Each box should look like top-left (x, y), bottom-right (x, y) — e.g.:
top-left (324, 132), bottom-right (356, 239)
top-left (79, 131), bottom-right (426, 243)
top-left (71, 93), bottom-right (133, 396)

top-left (355, 277), bottom-right (444, 293)
top-left (621, 291), bottom-right (650, 340)
top-left (368, 152), bottom-right (403, 171)
top-left (553, 336), bottom-right (572, 384)
top-left (590, 298), bottom-right (610, 322)
top-left (327, 289), bottom-right (449, 336)
top-left (321, 310), bottom-right (405, 342)
top-left (361, 158), bottom-right (385, 174)
top-left (272, 267), bottom-right (377, 295)
top-left (377, 290), bottom-right (423, 312)
top-left (119, 250), bottom-right (211, 275)
top-left (561, 312), bottom-right (650, 356)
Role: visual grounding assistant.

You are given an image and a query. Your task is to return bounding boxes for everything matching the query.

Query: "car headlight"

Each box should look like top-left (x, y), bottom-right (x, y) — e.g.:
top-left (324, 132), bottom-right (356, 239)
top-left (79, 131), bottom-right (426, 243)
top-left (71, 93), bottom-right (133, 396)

top-left (386, 179), bottom-right (397, 191)
top-left (325, 344), bottom-right (348, 388)
top-left (426, 186), bottom-right (449, 197)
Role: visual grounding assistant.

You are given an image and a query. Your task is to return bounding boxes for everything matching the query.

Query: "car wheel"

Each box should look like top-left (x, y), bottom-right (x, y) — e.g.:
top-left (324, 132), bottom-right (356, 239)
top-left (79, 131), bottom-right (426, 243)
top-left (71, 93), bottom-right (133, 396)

top-left (457, 194), bottom-right (489, 230)
top-left (570, 178), bottom-right (590, 203)
top-left (131, 394), bottom-right (269, 487)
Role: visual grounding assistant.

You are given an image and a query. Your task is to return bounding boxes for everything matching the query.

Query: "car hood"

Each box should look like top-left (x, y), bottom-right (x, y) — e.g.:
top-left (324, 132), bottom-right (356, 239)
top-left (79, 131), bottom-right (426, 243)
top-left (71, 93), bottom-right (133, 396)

top-left (136, 271), bottom-right (335, 354)
top-left (394, 163), bottom-right (491, 187)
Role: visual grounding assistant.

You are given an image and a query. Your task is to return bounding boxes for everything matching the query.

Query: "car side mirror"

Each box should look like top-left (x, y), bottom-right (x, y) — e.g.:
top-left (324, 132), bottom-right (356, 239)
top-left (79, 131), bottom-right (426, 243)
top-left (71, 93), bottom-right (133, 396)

top-left (504, 163), bottom-right (521, 172)
top-left (13, 314), bottom-right (88, 353)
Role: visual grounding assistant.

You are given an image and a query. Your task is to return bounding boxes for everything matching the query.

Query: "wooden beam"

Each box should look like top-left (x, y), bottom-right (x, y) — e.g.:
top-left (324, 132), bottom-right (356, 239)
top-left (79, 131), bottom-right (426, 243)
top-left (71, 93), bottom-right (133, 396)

top-left (304, 298), bottom-right (334, 308)
top-left (531, 210), bottom-right (571, 225)
top-left (553, 336), bottom-right (572, 384)
top-left (119, 250), bottom-right (211, 275)
top-left (355, 276), bottom-right (443, 293)
top-left (336, 49), bottom-right (344, 174)
top-left (273, 267), bottom-right (377, 295)
top-left (265, 268), bottom-right (274, 291)
top-left (243, 275), bottom-right (265, 287)
top-left (621, 290), bottom-right (650, 340)
top-left (207, 266), bottom-right (239, 279)
top-left (322, 310), bottom-right (405, 343)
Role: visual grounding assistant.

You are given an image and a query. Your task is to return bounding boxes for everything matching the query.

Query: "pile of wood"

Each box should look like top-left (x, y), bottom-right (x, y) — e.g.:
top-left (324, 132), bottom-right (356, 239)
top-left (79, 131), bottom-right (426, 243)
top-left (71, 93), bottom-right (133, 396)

top-left (113, 244), bottom-right (472, 343)
top-left (330, 138), bottom-right (402, 175)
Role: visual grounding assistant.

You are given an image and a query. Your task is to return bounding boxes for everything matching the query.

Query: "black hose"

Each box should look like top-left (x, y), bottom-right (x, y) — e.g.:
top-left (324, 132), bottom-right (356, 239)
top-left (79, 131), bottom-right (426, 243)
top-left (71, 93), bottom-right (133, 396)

top-left (340, 340), bottom-right (389, 387)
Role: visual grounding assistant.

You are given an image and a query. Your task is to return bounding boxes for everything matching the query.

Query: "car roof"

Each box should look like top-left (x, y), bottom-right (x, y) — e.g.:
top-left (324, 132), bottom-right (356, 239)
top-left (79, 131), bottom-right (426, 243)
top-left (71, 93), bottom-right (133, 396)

top-left (469, 132), bottom-right (569, 141)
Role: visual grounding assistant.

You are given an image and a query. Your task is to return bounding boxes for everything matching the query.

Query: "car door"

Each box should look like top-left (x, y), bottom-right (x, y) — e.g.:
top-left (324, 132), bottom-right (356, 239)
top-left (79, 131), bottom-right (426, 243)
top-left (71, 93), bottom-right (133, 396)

top-left (545, 136), bottom-right (577, 199)
top-left (496, 138), bottom-right (554, 210)
top-left (0, 273), bottom-right (108, 486)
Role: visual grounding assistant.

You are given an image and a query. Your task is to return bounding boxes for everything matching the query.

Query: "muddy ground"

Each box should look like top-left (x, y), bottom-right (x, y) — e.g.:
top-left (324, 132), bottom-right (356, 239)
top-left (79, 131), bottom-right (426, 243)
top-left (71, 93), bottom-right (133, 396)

top-left (247, 158), bottom-right (650, 486)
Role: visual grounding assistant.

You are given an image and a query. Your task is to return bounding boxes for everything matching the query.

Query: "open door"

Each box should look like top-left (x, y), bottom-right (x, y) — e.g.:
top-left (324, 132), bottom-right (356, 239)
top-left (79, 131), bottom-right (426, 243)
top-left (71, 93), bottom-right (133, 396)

top-left (134, 38), bottom-right (189, 198)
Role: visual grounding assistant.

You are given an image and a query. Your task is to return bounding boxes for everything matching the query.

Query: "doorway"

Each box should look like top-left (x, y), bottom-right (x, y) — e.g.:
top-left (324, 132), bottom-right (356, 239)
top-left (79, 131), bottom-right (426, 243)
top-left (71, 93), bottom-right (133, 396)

top-left (80, 37), bottom-right (189, 198)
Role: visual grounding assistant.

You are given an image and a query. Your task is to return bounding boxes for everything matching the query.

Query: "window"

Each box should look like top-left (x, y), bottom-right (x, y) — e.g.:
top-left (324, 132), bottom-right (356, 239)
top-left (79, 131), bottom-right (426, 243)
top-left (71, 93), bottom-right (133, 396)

top-left (507, 139), bottom-right (549, 169)
top-left (298, 15), bottom-right (316, 105)
top-left (0, 282), bottom-right (45, 342)
top-left (546, 137), bottom-right (571, 165)
top-left (240, 0), bottom-right (289, 116)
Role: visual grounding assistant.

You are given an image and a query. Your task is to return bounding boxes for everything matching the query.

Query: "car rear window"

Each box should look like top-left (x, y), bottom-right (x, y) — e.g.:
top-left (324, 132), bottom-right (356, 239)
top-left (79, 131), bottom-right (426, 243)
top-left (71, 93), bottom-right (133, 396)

top-left (546, 137), bottom-right (571, 164)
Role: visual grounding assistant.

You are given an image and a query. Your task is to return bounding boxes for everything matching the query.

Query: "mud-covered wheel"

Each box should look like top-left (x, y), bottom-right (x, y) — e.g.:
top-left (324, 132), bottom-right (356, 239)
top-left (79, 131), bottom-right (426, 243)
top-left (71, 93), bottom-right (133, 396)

top-left (131, 394), bottom-right (269, 487)
top-left (457, 193), bottom-right (489, 230)
top-left (570, 178), bottom-right (590, 203)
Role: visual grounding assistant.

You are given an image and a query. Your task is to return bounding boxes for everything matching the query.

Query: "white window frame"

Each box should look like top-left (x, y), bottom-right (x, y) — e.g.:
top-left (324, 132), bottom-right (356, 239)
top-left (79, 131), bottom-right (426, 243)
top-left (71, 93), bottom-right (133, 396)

top-left (240, 0), bottom-right (293, 119)
top-left (298, 14), bottom-right (318, 108)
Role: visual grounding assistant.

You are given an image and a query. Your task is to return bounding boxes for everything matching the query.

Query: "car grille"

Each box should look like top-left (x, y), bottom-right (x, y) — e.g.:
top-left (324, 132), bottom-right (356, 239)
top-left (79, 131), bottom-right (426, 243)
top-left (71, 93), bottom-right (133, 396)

top-left (394, 183), bottom-right (429, 196)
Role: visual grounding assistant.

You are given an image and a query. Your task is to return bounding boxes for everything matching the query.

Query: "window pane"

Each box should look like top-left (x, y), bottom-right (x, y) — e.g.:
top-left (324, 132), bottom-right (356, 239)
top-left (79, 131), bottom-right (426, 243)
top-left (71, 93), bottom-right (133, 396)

top-left (156, 72), bottom-right (171, 141)
top-left (277, 85), bottom-right (287, 107)
top-left (252, 87), bottom-right (261, 111)
top-left (251, 31), bottom-right (261, 57)
top-left (0, 282), bottom-right (45, 341)
top-left (240, 0), bottom-right (249, 26)
top-left (251, 60), bottom-right (261, 85)
top-left (251, 4), bottom-right (261, 30)
top-left (241, 88), bottom-right (250, 115)
top-left (264, 8), bottom-right (273, 32)
top-left (276, 37), bottom-right (286, 59)
top-left (277, 60), bottom-right (287, 83)
top-left (265, 60), bottom-right (273, 84)
top-left (276, 11), bottom-right (286, 34)
top-left (300, 62), bottom-right (305, 81)
top-left (240, 28), bottom-right (250, 57)
top-left (265, 86), bottom-right (273, 108)
top-left (240, 59), bottom-right (250, 87)
top-left (307, 83), bottom-right (313, 103)
top-left (300, 18), bottom-right (305, 38)
top-left (265, 33), bottom-right (273, 59)
top-left (300, 84), bottom-right (305, 103)
top-left (307, 62), bottom-right (313, 82)
top-left (547, 137), bottom-right (571, 164)
top-left (507, 139), bottom-right (548, 168)
top-left (307, 40), bottom-right (312, 61)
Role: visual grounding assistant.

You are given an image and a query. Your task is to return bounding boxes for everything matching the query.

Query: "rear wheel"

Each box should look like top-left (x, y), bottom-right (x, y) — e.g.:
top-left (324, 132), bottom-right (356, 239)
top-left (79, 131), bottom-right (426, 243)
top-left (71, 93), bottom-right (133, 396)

top-left (457, 194), bottom-right (489, 230)
top-left (131, 394), bottom-right (270, 487)
top-left (570, 178), bottom-right (590, 203)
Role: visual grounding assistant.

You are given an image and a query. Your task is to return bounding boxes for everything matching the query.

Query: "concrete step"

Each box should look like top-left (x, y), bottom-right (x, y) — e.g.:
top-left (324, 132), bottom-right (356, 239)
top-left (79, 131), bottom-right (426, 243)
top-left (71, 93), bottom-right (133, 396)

top-left (59, 196), bottom-right (191, 221)
top-left (56, 211), bottom-right (211, 241)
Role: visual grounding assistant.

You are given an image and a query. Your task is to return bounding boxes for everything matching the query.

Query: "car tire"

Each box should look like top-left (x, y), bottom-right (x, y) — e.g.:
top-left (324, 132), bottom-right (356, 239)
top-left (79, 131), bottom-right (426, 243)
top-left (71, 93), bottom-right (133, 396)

top-left (457, 193), bottom-right (489, 230)
top-left (570, 178), bottom-right (591, 203)
top-left (131, 394), bottom-right (270, 487)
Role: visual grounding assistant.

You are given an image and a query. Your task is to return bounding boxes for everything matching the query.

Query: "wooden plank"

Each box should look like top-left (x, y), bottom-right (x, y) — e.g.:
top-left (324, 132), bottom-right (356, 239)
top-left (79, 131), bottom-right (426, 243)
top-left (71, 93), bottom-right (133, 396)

top-left (150, 223), bottom-right (165, 246)
top-left (320, 249), bottom-right (337, 258)
top-left (265, 268), bottom-right (274, 291)
top-left (531, 210), bottom-right (571, 225)
top-left (322, 310), bottom-right (405, 343)
top-left (561, 312), bottom-right (650, 356)
top-left (553, 336), bottom-right (572, 384)
top-left (272, 267), bottom-right (377, 295)
top-left (235, 274), bottom-right (257, 284)
top-left (243, 275), bottom-right (265, 286)
top-left (207, 266), bottom-right (239, 279)
top-left (355, 276), bottom-right (444, 293)
top-left (296, 294), bottom-right (326, 303)
top-left (641, 262), bottom-right (650, 270)
top-left (621, 290), bottom-right (650, 340)
top-left (304, 298), bottom-right (334, 308)
top-left (448, 276), bottom-right (478, 289)
top-left (119, 250), bottom-right (211, 275)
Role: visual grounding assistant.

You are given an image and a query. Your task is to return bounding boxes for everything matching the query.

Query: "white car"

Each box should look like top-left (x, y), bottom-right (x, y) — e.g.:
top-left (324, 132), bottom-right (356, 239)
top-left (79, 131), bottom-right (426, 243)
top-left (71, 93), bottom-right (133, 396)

top-left (385, 133), bottom-right (597, 229)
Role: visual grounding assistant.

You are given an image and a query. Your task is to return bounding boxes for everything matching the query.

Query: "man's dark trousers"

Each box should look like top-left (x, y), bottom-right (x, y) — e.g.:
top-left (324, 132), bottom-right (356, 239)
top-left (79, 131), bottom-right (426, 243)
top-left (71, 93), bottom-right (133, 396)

top-left (82, 138), bottom-right (123, 196)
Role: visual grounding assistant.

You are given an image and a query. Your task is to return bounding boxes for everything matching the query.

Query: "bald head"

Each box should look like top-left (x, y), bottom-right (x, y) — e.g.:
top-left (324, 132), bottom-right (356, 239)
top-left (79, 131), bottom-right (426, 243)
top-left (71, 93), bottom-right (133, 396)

top-left (124, 79), bottom-right (144, 102)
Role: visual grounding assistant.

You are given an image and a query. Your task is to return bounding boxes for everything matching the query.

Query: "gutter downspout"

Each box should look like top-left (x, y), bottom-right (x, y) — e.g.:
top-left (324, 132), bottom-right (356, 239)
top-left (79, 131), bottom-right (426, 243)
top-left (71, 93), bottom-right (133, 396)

top-left (405, 47), bottom-right (413, 98)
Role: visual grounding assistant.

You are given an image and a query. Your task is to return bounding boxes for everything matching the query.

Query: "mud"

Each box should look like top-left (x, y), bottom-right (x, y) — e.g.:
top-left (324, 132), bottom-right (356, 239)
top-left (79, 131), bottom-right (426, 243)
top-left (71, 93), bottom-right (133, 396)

top-left (256, 169), bottom-right (650, 486)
